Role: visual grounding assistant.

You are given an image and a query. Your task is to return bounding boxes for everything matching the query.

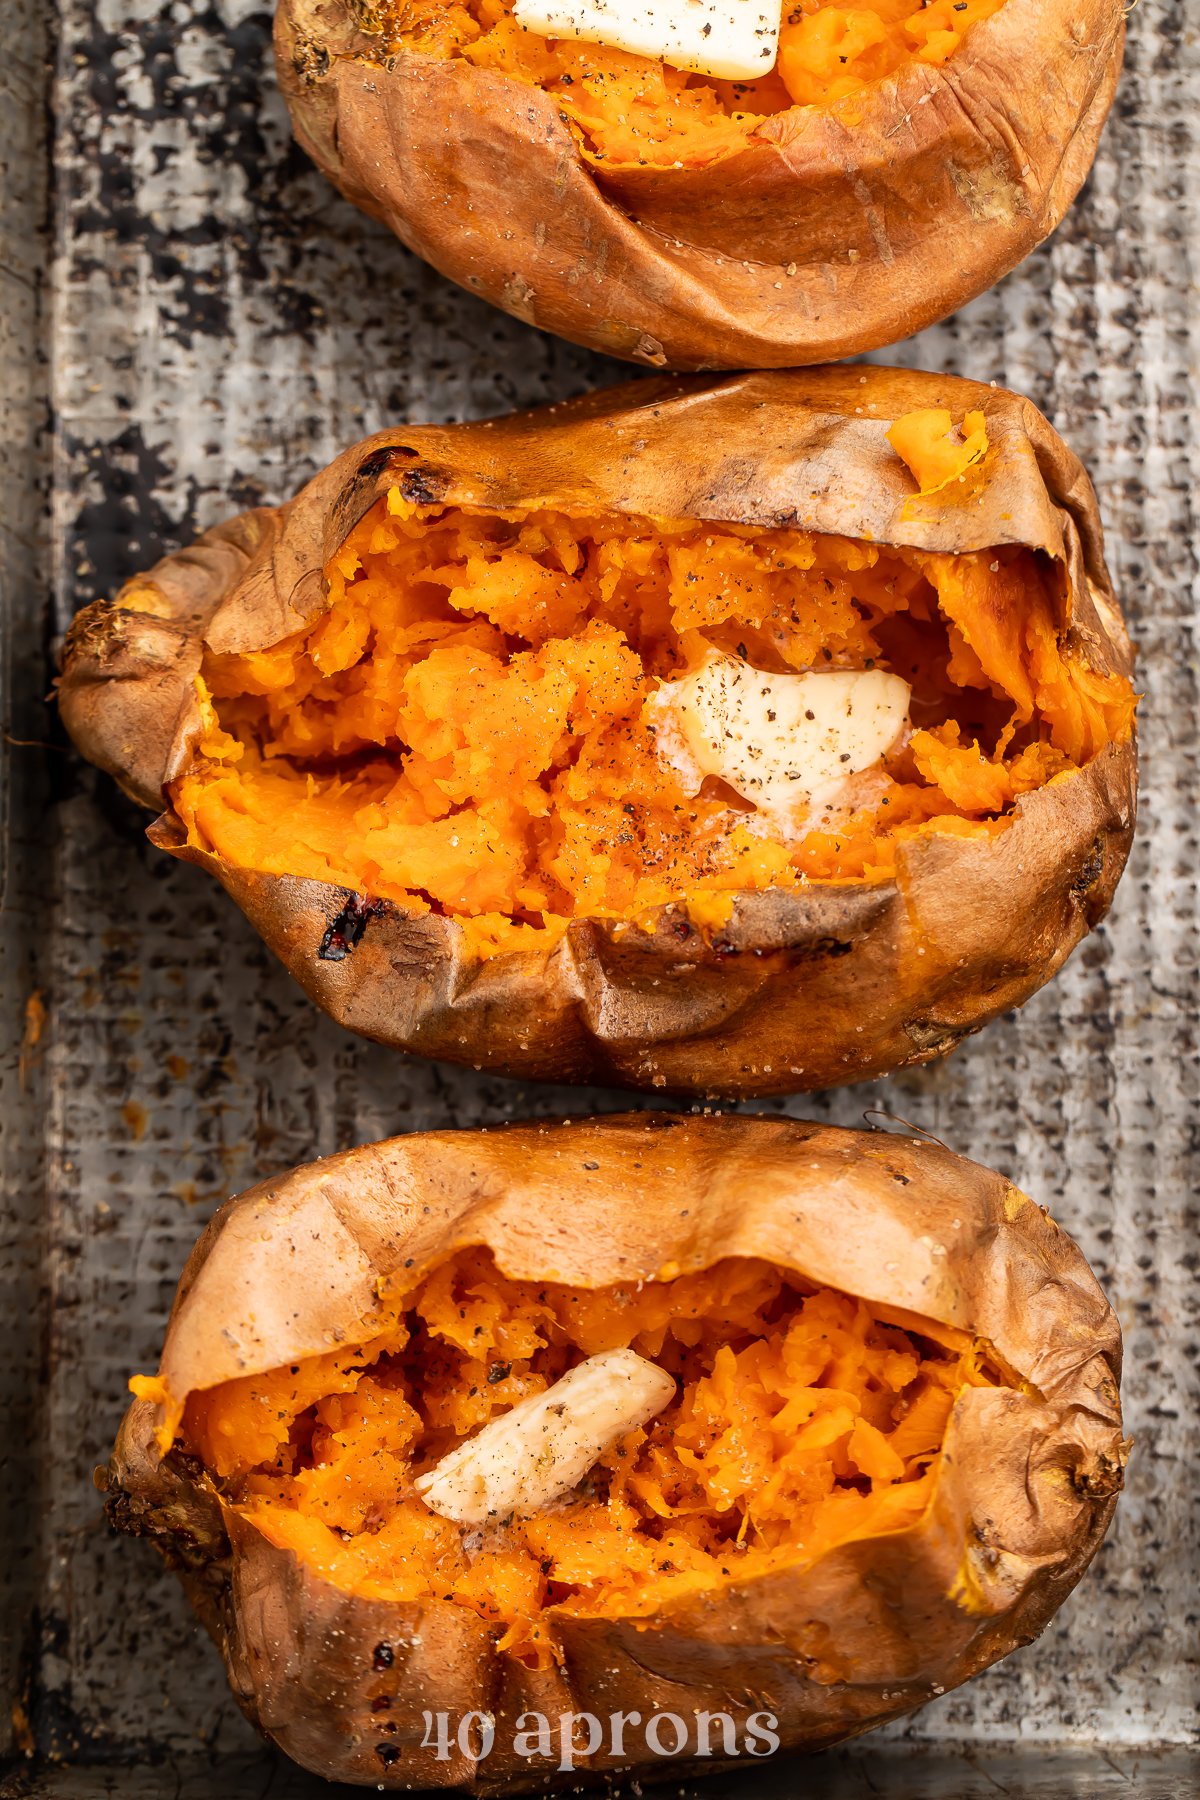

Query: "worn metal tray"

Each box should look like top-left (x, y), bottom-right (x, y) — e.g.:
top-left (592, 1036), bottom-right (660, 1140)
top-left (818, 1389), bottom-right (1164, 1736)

top-left (1, 0), bottom-right (1197, 1792)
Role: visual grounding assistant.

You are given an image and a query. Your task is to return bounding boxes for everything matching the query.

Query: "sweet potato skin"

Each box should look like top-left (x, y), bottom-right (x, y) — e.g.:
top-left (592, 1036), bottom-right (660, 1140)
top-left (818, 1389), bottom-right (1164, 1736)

top-left (105, 1114), bottom-right (1126, 1792)
top-left (58, 368), bottom-right (1137, 1099)
top-left (272, 0), bottom-right (1124, 369)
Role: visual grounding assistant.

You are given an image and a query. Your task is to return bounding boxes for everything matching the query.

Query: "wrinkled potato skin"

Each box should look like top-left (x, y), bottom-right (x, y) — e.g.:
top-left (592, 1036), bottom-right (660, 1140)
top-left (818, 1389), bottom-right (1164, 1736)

top-left (272, 0), bottom-right (1123, 368)
top-left (105, 1114), bottom-right (1126, 1792)
top-left (58, 369), bottom-right (1137, 1099)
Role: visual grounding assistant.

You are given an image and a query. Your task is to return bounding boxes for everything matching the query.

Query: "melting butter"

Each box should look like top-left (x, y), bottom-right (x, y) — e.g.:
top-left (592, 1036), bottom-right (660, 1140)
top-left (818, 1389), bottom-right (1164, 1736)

top-left (647, 655), bottom-right (911, 832)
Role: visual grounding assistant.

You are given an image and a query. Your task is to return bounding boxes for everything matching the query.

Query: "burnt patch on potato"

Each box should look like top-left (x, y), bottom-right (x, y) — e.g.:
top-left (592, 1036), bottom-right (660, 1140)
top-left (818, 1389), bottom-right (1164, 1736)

top-left (355, 444), bottom-right (421, 482)
top-left (346, 446), bottom-right (448, 509)
top-left (398, 466), bottom-right (450, 506)
top-left (347, 0), bottom-right (389, 33)
top-left (902, 1019), bottom-right (973, 1058)
top-left (318, 892), bottom-right (386, 961)
top-left (1071, 833), bottom-right (1108, 900)
top-left (784, 935), bottom-right (854, 963)
top-left (290, 35), bottom-right (331, 84)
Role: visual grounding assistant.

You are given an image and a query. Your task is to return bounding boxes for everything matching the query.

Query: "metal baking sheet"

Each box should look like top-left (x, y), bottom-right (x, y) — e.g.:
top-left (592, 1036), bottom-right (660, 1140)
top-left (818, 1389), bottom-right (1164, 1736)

top-left (0, 0), bottom-right (1196, 1792)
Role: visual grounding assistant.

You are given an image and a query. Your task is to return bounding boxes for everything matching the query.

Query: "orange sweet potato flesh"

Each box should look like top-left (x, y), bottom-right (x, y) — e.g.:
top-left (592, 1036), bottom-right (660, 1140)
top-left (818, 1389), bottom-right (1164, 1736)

top-left (273, 0), bottom-right (1123, 366)
top-left (177, 1249), bottom-right (999, 1668)
top-left (173, 496), bottom-right (1128, 955)
top-left (58, 368), bottom-right (1137, 1098)
top-left (105, 1114), bottom-right (1126, 1791)
top-left (391, 0), bottom-right (1008, 169)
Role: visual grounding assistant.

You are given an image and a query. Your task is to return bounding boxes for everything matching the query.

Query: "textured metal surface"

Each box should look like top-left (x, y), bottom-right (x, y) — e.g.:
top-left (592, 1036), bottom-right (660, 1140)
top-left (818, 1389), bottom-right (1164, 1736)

top-left (1, 0), bottom-right (1198, 1789)
top-left (1, 1745), bottom-right (1198, 1800)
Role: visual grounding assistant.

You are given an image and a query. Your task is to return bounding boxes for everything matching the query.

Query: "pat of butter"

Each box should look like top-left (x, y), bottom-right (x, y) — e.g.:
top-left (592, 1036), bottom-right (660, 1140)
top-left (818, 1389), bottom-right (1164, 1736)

top-left (415, 1350), bottom-right (676, 1524)
top-left (512, 0), bottom-right (780, 82)
top-left (648, 656), bottom-right (911, 826)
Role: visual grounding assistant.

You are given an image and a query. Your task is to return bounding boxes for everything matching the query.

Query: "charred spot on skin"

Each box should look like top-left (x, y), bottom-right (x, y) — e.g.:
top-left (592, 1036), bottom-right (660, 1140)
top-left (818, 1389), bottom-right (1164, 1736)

top-left (804, 936), bottom-right (853, 961)
top-left (375, 1743), bottom-right (401, 1766)
top-left (1070, 835), bottom-right (1107, 900)
top-left (348, 0), bottom-right (388, 30)
top-left (291, 35), bottom-right (331, 82)
top-left (372, 1641), bottom-right (395, 1670)
top-left (399, 466), bottom-right (450, 506)
top-left (319, 893), bottom-right (385, 961)
top-left (487, 1361), bottom-right (513, 1383)
top-left (717, 934), bottom-right (851, 963)
top-left (1073, 1460), bottom-right (1121, 1498)
top-left (709, 938), bottom-right (781, 960)
top-left (903, 1019), bottom-right (970, 1056)
top-left (354, 444), bottom-right (421, 486)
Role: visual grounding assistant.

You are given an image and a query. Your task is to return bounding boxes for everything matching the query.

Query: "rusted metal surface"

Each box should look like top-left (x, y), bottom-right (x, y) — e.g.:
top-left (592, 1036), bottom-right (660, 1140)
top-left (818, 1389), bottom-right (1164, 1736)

top-left (0, 0), bottom-right (1196, 1790)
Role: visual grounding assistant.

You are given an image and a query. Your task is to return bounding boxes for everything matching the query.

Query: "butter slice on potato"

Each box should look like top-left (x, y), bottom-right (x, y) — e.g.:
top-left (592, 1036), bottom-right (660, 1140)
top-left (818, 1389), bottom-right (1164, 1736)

top-left (512, 0), bottom-right (780, 82)
top-left (415, 1348), bottom-right (676, 1525)
top-left (648, 655), bottom-right (912, 830)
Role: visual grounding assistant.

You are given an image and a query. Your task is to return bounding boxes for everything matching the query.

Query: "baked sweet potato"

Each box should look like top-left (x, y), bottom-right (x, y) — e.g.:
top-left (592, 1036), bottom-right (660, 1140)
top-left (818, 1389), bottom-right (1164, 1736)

top-left (104, 1112), bottom-right (1126, 1791)
top-left (58, 369), bottom-right (1137, 1098)
top-left (274, 0), bottom-right (1123, 368)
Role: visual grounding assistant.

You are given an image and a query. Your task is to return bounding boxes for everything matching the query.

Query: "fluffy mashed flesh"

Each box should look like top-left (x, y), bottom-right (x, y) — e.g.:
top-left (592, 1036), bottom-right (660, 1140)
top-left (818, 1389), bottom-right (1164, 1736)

top-left (143, 1250), bottom-right (1003, 1667)
top-left (368, 0), bottom-right (1009, 167)
top-left (172, 417), bottom-right (1135, 961)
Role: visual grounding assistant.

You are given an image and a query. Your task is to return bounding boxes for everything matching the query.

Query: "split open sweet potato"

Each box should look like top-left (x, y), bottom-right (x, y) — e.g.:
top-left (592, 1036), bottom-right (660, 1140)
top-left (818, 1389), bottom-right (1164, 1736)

top-left (59, 369), bottom-right (1137, 1097)
top-left (104, 1113), bottom-right (1126, 1790)
top-left (274, 0), bottom-right (1124, 367)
